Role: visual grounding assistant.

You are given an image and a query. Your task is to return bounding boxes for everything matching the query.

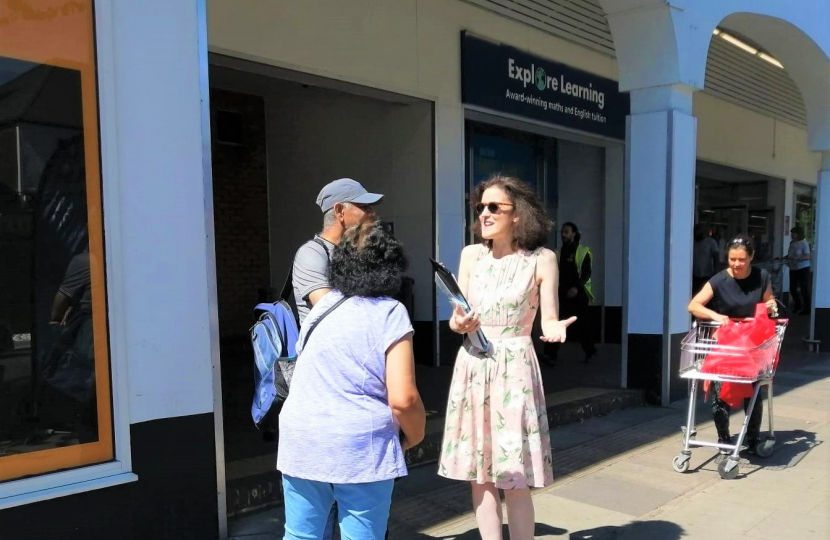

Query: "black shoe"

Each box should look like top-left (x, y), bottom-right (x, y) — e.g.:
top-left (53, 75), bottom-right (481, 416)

top-left (741, 436), bottom-right (759, 455)
top-left (717, 435), bottom-right (732, 454)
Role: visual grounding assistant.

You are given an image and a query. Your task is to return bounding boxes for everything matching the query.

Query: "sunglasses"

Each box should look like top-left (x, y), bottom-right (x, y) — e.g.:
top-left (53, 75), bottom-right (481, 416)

top-left (727, 236), bottom-right (752, 248)
top-left (346, 202), bottom-right (374, 212)
top-left (475, 202), bottom-right (515, 215)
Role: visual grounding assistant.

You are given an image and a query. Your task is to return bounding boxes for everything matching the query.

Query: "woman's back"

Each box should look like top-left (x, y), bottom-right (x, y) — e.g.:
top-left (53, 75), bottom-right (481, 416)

top-left (278, 291), bottom-right (413, 484)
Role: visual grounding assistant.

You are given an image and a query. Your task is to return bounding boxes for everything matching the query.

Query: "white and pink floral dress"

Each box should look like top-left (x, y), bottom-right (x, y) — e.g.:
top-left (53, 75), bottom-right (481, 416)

top-left (439, 247), bottom-right (554, 489)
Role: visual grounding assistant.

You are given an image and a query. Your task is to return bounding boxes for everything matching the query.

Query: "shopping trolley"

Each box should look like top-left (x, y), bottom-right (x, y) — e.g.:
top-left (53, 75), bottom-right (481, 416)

top-left (755, 260), bottom-right (786, 299)
top-left (672, 317), bottom-right (788, 479)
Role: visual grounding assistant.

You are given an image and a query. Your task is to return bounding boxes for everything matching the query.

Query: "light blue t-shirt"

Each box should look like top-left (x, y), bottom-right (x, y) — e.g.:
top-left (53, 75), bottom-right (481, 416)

top-left (277, 291), bottom-right (414, 484)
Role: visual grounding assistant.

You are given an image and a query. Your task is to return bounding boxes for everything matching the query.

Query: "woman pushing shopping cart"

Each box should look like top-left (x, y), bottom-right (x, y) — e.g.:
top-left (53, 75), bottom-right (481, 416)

top-left (681, 234), bottom-right (788, 479)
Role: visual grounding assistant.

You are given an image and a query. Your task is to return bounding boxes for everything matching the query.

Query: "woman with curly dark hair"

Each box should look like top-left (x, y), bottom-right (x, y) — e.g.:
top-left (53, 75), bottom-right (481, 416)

top-left (278, 222), bottom-right (426, 540)
top-left (439, 175), bottom-right (575, 540)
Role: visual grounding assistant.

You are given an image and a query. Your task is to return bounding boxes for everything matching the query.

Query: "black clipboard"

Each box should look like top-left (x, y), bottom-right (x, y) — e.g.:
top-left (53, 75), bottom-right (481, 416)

top-left (430, 258), bottom-right (491, 354)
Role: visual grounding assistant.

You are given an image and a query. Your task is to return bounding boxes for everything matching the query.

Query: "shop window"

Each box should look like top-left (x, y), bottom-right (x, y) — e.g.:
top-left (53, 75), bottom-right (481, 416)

top-left (793, 183), bottom-right (816, 248)
top-left (0, 0), bottom-right (113, 484)
top-left (465, 122), bottom-right (557, 246)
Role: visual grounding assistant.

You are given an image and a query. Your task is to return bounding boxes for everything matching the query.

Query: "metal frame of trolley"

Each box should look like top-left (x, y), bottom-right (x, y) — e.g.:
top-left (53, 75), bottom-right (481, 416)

top-left (672, 318), bottom-right (788, 479)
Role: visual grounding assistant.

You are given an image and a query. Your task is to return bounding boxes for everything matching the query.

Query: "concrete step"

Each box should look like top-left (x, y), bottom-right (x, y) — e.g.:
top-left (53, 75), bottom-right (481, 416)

top-left (225, 386), bottom-right (645, 518)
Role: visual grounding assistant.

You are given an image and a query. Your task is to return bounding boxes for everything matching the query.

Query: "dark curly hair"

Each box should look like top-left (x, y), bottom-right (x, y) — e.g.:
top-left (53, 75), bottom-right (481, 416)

top-left (470, 175), bottom-right (552, 251)
top-left (329, 222), bottom-right (408, 298)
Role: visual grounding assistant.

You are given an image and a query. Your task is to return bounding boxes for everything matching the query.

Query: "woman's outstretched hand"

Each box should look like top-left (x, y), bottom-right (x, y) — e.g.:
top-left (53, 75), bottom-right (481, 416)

top-left (540, 316), bottom-right (577, 343)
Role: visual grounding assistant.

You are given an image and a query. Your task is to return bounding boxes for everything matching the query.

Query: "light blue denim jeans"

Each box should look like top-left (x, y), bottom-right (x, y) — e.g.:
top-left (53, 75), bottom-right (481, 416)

top-left (282, 475), bottom-right (394, 540)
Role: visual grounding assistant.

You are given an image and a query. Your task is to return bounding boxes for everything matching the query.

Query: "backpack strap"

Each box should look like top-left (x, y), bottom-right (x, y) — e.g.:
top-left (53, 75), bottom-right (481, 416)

top-left (301, 296), bottom-right (349, 350)
top-left (280, 236), bottom-right (332, 301)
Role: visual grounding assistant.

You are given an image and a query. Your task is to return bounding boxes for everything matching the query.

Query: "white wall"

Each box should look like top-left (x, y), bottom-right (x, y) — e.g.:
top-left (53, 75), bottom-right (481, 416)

top-left (604, 145), bottom-right (624, 307)
top-left (696, 92), bottom-right (822, 185)
top-left (557, 140), bottom-right (605, 305)
top-left (206, 0), bottom-right (824, 323)
top-left (109, 0), bottom-right (216, 423)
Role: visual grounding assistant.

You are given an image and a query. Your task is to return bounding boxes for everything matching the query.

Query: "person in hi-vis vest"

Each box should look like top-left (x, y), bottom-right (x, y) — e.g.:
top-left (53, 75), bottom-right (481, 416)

top-left (542, 222), bottom-right (596, 364)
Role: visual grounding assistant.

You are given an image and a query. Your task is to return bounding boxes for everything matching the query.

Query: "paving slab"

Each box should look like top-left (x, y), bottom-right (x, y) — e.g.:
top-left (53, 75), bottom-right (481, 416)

top-left (529, 496), bottom-right (633, 534)
top-left (549, 473), bottom-right (679, 517)
top-left (655, 498), bottom-right (775, 535)
top-left (598, 460), bottom-right (713, 494)
top-left (746, 510), bottom-right (830, 540)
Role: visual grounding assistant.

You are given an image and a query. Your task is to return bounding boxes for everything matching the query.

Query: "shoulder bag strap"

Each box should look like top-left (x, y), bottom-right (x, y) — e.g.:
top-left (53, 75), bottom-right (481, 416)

top-left (312, 236), bottom-right (331, 257)
top-left (301, 296), bottom-right (348, 349)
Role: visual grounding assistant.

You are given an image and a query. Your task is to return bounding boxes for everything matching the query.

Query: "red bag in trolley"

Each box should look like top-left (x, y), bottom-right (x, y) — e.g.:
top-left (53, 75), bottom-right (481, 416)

top-left (700, 304), bottom-right (777, 380)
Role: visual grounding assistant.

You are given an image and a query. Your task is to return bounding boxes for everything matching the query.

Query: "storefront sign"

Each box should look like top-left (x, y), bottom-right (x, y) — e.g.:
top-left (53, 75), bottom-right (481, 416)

top-left (461, 33), bottom-right (629, 139)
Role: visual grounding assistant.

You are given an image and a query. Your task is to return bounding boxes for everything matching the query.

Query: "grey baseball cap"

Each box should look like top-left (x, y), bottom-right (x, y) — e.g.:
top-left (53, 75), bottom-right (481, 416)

top-left (316, 178), bottom-right (383, 213)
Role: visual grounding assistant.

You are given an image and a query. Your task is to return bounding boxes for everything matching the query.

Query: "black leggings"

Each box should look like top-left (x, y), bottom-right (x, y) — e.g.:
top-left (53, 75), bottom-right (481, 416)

top-left (711, 382), bottom-right (763, 442)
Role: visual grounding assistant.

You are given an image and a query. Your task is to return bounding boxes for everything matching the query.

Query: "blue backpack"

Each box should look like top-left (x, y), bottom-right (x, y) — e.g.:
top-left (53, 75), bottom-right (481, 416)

top-left (250, 299), bottom-right (299, 425)
top-left (251, 237), bottom-right (339, 425)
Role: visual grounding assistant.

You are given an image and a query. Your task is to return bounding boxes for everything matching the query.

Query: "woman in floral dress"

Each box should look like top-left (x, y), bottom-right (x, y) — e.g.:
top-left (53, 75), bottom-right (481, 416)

top-left (439, 175), bottom-right (575, 540)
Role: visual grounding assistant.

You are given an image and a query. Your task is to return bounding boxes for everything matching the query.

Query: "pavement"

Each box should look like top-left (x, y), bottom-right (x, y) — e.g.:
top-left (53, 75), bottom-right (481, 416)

top-left (229, 348), bottom-right (830, 540)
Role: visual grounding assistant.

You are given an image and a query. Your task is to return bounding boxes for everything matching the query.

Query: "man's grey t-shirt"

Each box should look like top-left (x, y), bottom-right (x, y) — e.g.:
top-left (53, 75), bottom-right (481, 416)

top-left (292, 236), bottom-right (335, 324)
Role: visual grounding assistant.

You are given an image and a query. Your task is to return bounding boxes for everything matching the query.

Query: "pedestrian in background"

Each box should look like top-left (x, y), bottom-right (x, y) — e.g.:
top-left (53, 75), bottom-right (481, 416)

top-left (785, 226), bottom-right (812, 315)
top-left (693, 223), bottom-right (720, 293)
top-left (543, 221), bottom-right (596, 365)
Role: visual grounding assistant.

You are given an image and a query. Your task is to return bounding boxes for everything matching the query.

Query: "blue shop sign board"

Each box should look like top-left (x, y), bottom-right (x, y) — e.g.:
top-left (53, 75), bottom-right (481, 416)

top-left (461, 33), bottom-right (629, 140)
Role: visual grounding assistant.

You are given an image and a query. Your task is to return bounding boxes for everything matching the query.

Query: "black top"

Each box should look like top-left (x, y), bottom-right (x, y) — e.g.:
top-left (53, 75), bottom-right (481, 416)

top-left (708, 267), bottom-right (771, 319)
top-left (559, 242), bottom-right (592, 292)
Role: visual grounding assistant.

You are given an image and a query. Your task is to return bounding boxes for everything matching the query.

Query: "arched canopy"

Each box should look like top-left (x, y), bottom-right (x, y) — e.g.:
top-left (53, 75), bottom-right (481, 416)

top-left (600, 0), bottom-right (830, 150)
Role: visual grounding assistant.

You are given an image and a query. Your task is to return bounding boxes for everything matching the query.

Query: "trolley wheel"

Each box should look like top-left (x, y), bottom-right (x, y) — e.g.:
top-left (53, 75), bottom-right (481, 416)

top-left (672, 454), bottom-right (691, 473)
top-left (755, 439), bottom-right (775, 458)
top-left (718, 458), bottom-right (740, 480)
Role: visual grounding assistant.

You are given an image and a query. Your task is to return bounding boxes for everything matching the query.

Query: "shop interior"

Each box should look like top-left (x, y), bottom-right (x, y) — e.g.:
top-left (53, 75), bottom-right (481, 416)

top-left (458, 118), bottom-right (623, 396)
top-left (207, 57), bottom-right (435, 515)
top-left (695, 161), bottom-right (785, 264)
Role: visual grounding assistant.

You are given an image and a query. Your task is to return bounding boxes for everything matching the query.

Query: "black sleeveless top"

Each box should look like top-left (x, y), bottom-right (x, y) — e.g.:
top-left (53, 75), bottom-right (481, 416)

top-left (708, 267), bottom-right (771, 319)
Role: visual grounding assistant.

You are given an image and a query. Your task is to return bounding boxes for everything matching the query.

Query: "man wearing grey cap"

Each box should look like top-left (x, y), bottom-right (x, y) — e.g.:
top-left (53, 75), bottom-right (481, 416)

top-left (292, 178), bottom-right (383, 325)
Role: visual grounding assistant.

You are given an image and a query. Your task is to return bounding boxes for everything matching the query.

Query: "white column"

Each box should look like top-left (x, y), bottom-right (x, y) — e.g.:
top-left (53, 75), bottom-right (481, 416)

top-left (605, 145), bottom-right (625, 350)
top-left (812, 152), bottom-right (830, 345)
top-left (624, 85), bottom-right (696, 405)
top-left (783, 178), bottom-right (795, 293)
top-left (434, 103), bottom-right (466, 365)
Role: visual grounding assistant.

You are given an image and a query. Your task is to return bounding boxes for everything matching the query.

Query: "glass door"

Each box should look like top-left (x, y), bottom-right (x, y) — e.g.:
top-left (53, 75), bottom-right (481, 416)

top-left (465, 122), bottom-right (556, 245)
top-left (748, 208), bottom-right (775, 262)
top-left (793, 183), bottom-right (817, 248)
top-left (698, 205), bottom-right (747, 263)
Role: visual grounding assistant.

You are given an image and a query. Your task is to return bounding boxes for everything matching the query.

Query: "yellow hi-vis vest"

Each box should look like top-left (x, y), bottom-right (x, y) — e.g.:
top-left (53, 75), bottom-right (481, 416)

top-left (556, 244), bottom-right (595, 303)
